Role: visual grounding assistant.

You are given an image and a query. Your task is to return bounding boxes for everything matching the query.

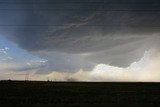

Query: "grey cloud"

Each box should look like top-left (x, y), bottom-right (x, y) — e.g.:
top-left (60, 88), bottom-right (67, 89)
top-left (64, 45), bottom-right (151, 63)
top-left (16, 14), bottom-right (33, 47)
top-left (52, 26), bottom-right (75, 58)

top-left (33, 51), bottom-right (95, 74)
top-left (86, 37), bottom-right (155, 67)
top-left (1, 0), bottom-right (160, 67)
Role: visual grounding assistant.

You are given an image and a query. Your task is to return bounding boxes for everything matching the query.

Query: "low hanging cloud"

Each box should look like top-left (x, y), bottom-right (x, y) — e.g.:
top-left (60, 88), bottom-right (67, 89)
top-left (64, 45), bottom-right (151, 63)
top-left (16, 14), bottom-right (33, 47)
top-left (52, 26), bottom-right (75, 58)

top-left (2, 49), bottom-right (160, 82)
top-left (33, 51), bottom-right (95, 73)
top-left (44, 49), bottom-right (160, 81)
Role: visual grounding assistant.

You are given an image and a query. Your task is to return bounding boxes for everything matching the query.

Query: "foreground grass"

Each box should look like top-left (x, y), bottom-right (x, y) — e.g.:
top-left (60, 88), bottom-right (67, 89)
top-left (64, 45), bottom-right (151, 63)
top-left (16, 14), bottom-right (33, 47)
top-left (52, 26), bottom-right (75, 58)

top-left (0, 81), bottom-right (160, 107)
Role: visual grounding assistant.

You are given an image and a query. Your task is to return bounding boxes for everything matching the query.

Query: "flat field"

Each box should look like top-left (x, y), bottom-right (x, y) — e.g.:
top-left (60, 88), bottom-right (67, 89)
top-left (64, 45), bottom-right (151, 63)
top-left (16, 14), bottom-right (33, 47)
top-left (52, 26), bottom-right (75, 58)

top-left (0, 81), bottom-right (160, 107)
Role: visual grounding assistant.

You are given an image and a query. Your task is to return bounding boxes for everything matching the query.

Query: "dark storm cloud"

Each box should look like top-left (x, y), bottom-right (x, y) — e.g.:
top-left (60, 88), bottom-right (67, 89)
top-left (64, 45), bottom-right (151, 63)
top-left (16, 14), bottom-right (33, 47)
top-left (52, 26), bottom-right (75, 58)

top-left (86, 36), bottom-right (159, 66)
top-left (1, 0), bottom-right (160, 67)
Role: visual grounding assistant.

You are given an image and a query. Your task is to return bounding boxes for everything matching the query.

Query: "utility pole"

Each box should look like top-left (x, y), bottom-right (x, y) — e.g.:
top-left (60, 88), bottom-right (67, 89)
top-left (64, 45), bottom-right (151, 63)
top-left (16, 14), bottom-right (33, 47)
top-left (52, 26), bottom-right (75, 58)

top-left (25, 73), bottom-right (29, 81)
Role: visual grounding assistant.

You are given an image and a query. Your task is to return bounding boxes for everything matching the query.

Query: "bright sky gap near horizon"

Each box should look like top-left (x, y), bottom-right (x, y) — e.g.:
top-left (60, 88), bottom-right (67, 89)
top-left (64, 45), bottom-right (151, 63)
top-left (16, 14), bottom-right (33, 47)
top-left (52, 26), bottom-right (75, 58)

top-left (1, 0), bottom-right (160, 81)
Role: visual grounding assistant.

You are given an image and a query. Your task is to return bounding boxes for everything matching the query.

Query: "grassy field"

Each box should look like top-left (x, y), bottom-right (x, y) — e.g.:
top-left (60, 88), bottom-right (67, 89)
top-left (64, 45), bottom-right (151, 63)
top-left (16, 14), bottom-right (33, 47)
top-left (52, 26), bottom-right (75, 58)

top-left (0, 81), bottom-right (160, 107)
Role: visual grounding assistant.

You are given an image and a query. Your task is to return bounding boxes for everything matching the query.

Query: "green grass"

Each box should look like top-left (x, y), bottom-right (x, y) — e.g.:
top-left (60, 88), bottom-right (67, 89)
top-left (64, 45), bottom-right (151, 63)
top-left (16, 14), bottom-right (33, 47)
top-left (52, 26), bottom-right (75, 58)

top-left (0, 81), bottom-right (160, 107)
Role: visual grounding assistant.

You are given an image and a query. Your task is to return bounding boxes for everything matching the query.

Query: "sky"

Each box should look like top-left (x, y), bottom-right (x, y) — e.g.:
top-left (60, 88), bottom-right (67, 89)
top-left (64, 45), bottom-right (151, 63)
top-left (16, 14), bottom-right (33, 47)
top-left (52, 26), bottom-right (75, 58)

top-left (0, 0), bottom-right (160, 81)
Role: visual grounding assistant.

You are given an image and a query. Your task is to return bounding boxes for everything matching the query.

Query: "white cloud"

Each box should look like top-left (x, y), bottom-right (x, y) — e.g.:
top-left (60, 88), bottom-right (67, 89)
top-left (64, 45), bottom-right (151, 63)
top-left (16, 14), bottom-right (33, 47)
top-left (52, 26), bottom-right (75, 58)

top-left (0, 47), bottom-right (9, 55)
top-left (44, 49), bottom-right (160, 82)
top-left (1, 49), bottom-right (160, 82)
top-left (0, 47), bottom-right (13, 61)
top-left (26, 59), bottom-right (48, 67)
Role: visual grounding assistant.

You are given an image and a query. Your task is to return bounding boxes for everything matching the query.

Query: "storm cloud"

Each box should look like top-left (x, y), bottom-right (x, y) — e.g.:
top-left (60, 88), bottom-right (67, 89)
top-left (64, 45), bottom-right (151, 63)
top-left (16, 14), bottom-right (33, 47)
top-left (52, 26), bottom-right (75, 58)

top-left (1, 0), bottom-right (160, 70)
